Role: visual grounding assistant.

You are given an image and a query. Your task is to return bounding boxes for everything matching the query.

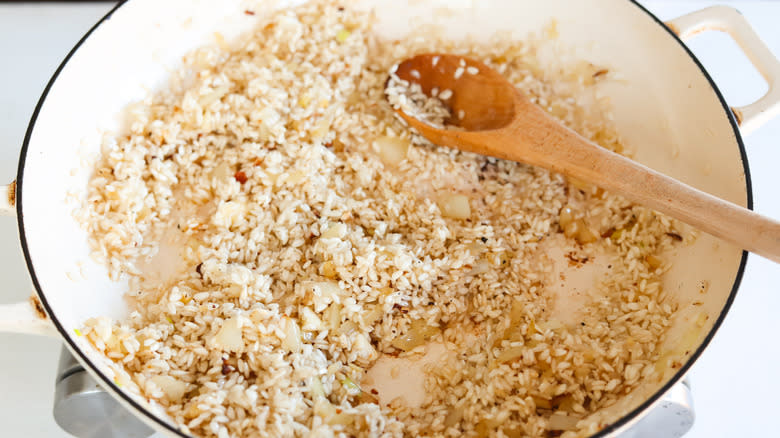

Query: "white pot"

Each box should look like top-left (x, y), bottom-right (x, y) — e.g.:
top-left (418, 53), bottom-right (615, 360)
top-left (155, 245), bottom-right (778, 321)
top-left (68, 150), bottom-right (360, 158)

top-left (1, 0), bottom-right (779, 436)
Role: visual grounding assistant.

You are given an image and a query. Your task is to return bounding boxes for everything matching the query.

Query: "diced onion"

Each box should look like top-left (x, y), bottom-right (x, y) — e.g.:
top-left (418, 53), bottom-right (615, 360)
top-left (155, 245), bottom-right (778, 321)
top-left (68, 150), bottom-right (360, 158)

top-left (547, 412), bottom-right (580, 431)
top-left (198, 84), bottom-right (230, 107)
top-left (374, 135), bottom-right (410, 166)
top-left (320, 223), bottom-right (347, 239)
top-left (559, 206), bottom-right (575, 231)
top-left (310, 376), bottom-right (326, 398)
top-left (559, 206), bottom-right (598, 244)
top-left (329, 412), bottom-right (354, 426)
top-left (314, 280), bottom-right (342, 297)
top-left (215, 316), bottom-right (243, 352)
top-left (577, 226), bottom-right (598, 244)
top-left (300, 307), bottom-right (323, 332)
top-left (362, 304), bottom-right (384, 326)
top-left (488, 251), bottom-right (511, 267)
top-left (283, 170), bottom-right (306, 186)
top-left (338, 321), bottom-right (359, 336)
top-left (444, 407), bottom-right (463, 427)
top-left (312, 281), bottom-right (343, 312)
top-left (341, 377), bottom-right (361, 396)
top-left (311, 118), bottom-right (331, 142)
top-left (438, 194), bottom-right (471, 219)
top-left (314, 398), bottom-right (354, 426)
top-left (324, 303), bottom-right (342, 331)
top-left (280, 317), bottom-right (302, 353)
top-left (314, 397), bottom-right (337, 418)
top-left (150, 375), bottom-right (188, 402)
top-left (510, 299), bottom-right (524, 325)
top-left (645, 254), bottom-right (663, 269)
top-left (533, 395), bottom-right (553, 409)
top-left (502, 427), bottom-right (524, 438)
top-left (475, 419), bottom-right (502, 436)
top-left (469, 259), bottom-right (491, 275)
top-left (211, 162), bottom-right (233, 180)
top-left (391, 320), bottom-right (440, 351)
top-left (536, 319), bottom-right (564, 333)
top-left (320, 261), bottom-right (338, 279)
top-left (496, 346), bottom-right (525, 363)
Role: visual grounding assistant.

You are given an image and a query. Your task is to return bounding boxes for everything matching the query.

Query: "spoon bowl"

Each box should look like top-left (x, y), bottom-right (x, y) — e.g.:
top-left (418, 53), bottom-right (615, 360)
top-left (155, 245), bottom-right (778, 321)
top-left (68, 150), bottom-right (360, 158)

top-left (394, 54), bottom-right (516, 131)
top-left (388, 53), bottom-right (780, 263)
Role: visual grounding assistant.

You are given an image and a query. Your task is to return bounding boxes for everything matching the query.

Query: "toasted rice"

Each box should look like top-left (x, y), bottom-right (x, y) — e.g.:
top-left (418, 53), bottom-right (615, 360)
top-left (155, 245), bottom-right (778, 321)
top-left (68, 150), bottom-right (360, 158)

top-left (79, 1), bottom-right (691, 437)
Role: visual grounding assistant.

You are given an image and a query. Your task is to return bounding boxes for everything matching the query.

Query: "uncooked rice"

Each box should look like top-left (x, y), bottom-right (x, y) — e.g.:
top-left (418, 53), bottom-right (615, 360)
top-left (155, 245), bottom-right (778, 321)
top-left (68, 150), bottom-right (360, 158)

top-left (79, 1), bottom-right (692, 437)
top-left (385, 73), bottom-right (453, 129)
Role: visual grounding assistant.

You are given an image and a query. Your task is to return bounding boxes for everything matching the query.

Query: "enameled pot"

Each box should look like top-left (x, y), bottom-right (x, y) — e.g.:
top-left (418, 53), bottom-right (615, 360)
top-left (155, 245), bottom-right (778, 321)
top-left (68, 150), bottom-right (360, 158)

top-left (1, 1), bottom-right (779, 436)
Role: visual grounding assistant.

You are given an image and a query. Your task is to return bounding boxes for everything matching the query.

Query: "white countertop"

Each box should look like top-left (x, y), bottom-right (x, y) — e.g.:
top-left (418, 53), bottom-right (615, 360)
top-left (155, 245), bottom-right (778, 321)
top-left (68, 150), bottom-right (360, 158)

top-left (0, 2), bottom-right (778, 437)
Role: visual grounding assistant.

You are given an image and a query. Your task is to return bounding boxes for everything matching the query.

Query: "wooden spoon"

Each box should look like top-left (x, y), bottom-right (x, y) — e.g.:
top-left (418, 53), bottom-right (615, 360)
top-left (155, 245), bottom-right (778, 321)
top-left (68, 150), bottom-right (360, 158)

top-left (389, 53), bottom-right (780, 264)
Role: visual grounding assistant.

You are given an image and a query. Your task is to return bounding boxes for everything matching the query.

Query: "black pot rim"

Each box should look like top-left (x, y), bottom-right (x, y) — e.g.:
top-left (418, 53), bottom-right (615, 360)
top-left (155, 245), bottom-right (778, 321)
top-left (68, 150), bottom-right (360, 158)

top-left (15, 1), bottom-right (751, 437)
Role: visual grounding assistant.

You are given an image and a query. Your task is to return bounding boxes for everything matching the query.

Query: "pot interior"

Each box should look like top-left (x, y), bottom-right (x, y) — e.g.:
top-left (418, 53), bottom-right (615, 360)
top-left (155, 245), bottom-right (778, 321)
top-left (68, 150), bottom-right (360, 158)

top-left (18, 0), bottom-right (746, 435)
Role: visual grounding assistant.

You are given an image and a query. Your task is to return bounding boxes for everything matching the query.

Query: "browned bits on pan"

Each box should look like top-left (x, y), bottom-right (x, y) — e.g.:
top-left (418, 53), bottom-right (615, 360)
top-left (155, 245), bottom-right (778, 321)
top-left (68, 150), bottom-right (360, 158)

top-left (234, 171), bottom-right (248, 184)
top-left (593, 68), bottom-right (609, 78)
top-left (331, 138), bottom-right (345, 152)
top-left (221, 357), bottom-right (234, 375)
top-left (565, 251), bottom-right (589, 267)
top-left (731, 106), bottom-right (744, 125)
top-left (7, 180), bottom-right (16, 208)
top-left (29, 295), bottom-right (47, 320)
top-left (392, 303), bottom-right (408, 314)
top-left (665, 232), bottom-right (683, 242)
top-left (244, 9), bottom-right (255, 15)
top-left (195, 263), bottom-right (204, 278)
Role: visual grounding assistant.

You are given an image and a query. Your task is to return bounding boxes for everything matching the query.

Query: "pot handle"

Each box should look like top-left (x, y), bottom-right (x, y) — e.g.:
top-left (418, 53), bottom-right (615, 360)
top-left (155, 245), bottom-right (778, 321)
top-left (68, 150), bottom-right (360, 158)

top-left (0, 181), bottom-right (15, 215)
top-left (666, 6), bottom-right (780, 135)
top-left (0, 298), bottom-right (58, 336)
top-left (0, 182), bottom-right (58, 336)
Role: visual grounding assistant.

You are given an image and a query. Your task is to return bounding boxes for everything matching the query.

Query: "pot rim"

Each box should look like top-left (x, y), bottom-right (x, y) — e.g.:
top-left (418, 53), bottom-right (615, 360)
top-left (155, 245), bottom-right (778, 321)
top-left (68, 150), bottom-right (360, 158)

top-left (14, 1), bottom-right (751, 436)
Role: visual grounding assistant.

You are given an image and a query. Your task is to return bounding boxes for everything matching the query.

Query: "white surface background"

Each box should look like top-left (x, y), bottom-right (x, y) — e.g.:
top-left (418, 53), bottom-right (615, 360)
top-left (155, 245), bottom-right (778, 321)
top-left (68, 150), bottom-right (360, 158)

top-left (0, 1), bottom-right (778, 437)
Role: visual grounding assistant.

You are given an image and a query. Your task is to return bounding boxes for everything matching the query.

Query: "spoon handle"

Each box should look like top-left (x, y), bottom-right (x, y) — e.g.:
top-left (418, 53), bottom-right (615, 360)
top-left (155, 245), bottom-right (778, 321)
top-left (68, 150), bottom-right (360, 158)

top-left (582, 146), bottom-right (780, 263)
top-left (497, 110), bottom-right (780, 264)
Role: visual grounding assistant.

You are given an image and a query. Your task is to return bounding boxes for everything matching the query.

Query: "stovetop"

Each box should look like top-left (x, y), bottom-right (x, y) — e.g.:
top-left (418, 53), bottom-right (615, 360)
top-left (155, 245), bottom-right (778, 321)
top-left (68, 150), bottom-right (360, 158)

top-left (1, 2), bottom-right (778, 437)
